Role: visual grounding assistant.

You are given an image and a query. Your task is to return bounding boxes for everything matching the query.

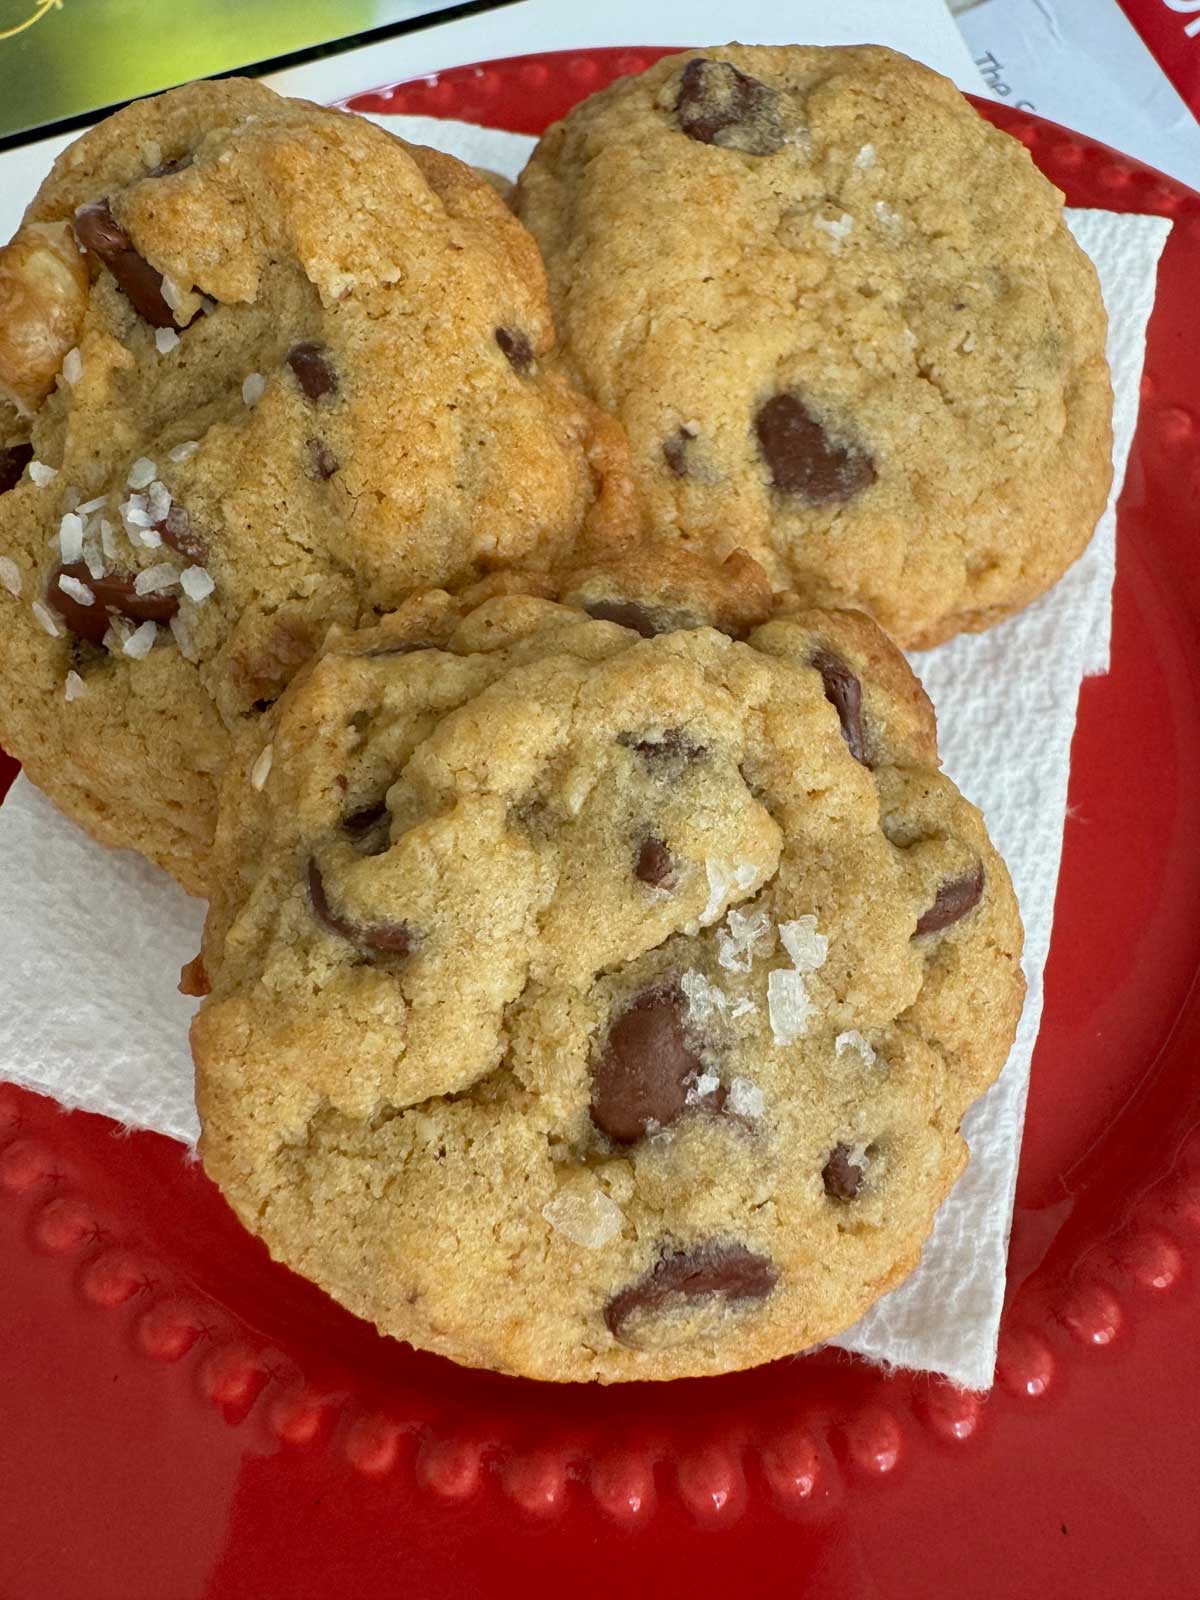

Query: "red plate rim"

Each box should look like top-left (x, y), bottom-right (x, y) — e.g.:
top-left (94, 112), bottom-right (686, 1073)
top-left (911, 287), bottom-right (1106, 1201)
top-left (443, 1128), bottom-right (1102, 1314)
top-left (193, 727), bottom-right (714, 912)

top-left (2, 48), bottom-right (1200, 1541)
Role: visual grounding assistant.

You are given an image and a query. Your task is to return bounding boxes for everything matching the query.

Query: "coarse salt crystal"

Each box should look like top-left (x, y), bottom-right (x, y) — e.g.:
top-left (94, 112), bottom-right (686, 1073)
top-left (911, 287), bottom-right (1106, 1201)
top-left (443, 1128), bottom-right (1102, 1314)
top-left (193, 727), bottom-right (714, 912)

top-left (814, 212), bottom-right (854, 251)
top-left (961, 331), bottom-right (977, 354)
top-left (542, 1188), bottom-right (624, 1250)
top-left (854, 143), bottom-right (877, 170)
top-left (779, 916), bottom-right (828, 973)
top-left (161, 275), bottom-right (187, 313)
top-left (681, 968), bottom-right (728, 1024)
top-left (250, 743), bottom-right (273, 791)
top-left (717, 905), bottom-right (775, 973)
top-left (169, 612), bottom-right (199, 662)
top-left (99, 519), bottom-right (120, 560)
top-left (28, 460), bottom-right (57, 487)
top-left (147, 480), bottom-right (172, 521)
top-left (82, 536), bottom-right (105, 580)
top-left (57, 574), bottom-right (94, 605)
top-left (62, 347), bottom-right (83, 385)
top-left (689, 1071), bottom-right (722, 1103)
top-left (31, 601), bottom-right (60, 637)
top-left (64, 670), bottom-right (86, 703)
top-left (58, 511), bottom-right (84, 563)
top-left (127, 458), bottom-right (157, 490)
top-left (180, 564), bottom-right (214, 603)
top-left (874, 200), bottom-right (903, 230)
top-left (767, 968), bottom-right (815, 1044)
top-left (701, 857), bottom-right (760, 925)
top-left (76, 494), bottom-right (108, 516)
top-left (242, 372), bottom-right (266, 406)
top-left (0, 555), bottom-right (21, 597)
top-left (133, 563), bottom-right (178, 596)
top-left (122, 620), bottom-right (157, 659)
top-left (835, 1030), bottom-right (879, 1069)
top-left (155, 327), bottom-right (180, 355)
top-left (727, 1076), bottom-right (765, 1120)
top-left (729, 996), bottom-right (758, 1019)
top-left (168, 440), bottom-right (199, 463)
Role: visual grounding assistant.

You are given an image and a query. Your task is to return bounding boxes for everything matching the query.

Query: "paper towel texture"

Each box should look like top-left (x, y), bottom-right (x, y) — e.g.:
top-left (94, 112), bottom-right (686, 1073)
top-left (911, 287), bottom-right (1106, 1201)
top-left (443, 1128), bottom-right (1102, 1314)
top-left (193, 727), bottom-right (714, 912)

top-left (0, 108), bottom-right (1170, 1385)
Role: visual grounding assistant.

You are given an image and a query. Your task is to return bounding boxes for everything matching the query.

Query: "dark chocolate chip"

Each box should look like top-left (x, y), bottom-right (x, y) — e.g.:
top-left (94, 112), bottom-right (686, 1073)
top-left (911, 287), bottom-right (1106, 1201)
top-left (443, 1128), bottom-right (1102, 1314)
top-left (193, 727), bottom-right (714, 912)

top-left (344, 801), bottom-right (391, 857)
top-left (914, 863), bottom-right (985, 936)
top-left (73, 199), bottom-right (177, 329)
top-left (0, 442), bottom-right (33, 496)
top-left (178, 954), bottom-right (210, 997)
top-left (822, 1143), bottom-right (864, 1200)
top-left (48, 561), bottom-right (178, 646)
top-left (306, 438), bottom-right (339, 480)
top-left (604, 1240), bottom-right (777, 1344)
top-left (584, 598), bottom-right (660, 638)
top-left (663, 428), bottom-right (693, 477)
top-left (635, 836), bottom-right (675, 888)
top-left (618, 726), bottom-right (707, 764)
top-left (674, 58), bottom-right (785, 155)
top-left (495, 326), bottom-right (534, 373)
top-left (306, 858), bottom-right (412, 955)
top-left (590, 986), bottom-right (703, 1144)
top-left (287, 342), bottom-right (337, 401)
top-left (755, 393), bottom-right (876, 504)
top-left (812, 650), bottom-right (866, 765)
top-left (157, 503), bottom-right (207, 566)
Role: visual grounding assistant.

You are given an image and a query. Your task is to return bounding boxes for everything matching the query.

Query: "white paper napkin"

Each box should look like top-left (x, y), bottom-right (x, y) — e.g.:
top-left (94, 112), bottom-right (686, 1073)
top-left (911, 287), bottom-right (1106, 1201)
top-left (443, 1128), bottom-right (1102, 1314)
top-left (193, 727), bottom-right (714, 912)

top-left (0, 111), bottom-right (1170, 1387)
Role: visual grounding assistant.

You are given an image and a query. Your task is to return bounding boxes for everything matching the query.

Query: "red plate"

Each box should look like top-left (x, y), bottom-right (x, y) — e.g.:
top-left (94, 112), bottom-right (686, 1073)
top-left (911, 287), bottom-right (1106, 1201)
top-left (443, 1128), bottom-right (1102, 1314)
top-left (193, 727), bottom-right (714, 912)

top-left (2, 50), bottom-right (1199, 1600)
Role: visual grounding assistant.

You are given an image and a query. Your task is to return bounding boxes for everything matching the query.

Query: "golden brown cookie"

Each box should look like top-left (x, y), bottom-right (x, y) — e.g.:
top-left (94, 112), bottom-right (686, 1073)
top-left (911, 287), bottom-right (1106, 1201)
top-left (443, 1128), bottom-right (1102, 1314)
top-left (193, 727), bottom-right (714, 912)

top-left (0, 80), bottom-right (634, 892)
top-left (516, 43), bottom-right (1113, 648)
top-left (193, 594), bottom-right (1024, 1382)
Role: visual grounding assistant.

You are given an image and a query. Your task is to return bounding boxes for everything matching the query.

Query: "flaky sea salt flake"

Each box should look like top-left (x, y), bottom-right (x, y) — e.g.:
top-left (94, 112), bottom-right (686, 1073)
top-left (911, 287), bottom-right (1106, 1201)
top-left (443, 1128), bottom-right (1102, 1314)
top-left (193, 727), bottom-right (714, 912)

top-left (242, 372), bottom-right (266, 406)
top-left (161, 275), bottom-right (187, 313)
top-left (169, 613), bottom-right (198, 662)
top-left (155, 327), bottom-right (181, 355)
top-left (814, 212), bottom-right (854, 252)
top-left (687, 1071), bottom-right (722, 1105)
top-left (0, 556), bottom-right (22, 597)
top-left (717, 905), bottom-right (775, 972)
top-left (147, 480), bottom-right (172, 521)
top-left (681, 968), bottom-right (728, 1024)
top-left (250, 744), bottom-right (273, 791)
top-left (99, 519), bottom-right (120, 560)
top-left (727, 1077), bottom-right (765, 1120)
top-left (180, 565), bottom-right (214, 603)
top-left (76, 494), bottom-right (108, 516)
top-left (835, 1030), bottom-right (879, 1070)
top-left (854, 143), bottom-right (877, 170)
top-left (122, 620), bottom-right (157, 659)
top-left (62, 347), bottom-right (83, 385)
top-left (702, 856), bottom-right (760, 925)
top-left (542, 1188), bottom-right (624, 1250)
top-left (28, 460), bottom-right (57, 488)
top-left (57, 574), bottom-right (94, 605)
top-left (779, 915), bottom-right (828, 973)
top-left (58, 511), bottom-right (84, 563)
top-left (767, 968), bottom-right (815, 1045)
top-left (168, 440), bottom-right (199, 463)
top-left (127, 457), bottom-right (157, 490)
top-left (31, 601), bottom-right (60, 637)
top-left (133, 563), bottom-right (178, 596)
top-left (64, 670), bottom-right (87, 703)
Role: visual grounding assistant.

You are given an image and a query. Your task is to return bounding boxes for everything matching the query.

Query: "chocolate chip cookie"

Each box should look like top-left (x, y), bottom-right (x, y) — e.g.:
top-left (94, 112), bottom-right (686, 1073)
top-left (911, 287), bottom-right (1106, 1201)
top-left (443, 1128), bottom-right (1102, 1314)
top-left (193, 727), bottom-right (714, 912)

top-left (193, 593), bottom-right (1024, 1382)
top-left (516, 44), bottom-right (1113, 648)
top-left (0, 80), bottom-right (634, 892)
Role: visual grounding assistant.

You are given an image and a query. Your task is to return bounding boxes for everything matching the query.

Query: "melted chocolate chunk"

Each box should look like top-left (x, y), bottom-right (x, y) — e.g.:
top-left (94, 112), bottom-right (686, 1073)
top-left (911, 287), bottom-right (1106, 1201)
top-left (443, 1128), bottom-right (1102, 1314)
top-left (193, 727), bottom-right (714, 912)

top-left (495, 326), bottom-right (534, 373)
top-left (73, 199), bottom-right (177, 328)
top-left (287, 342), bottom-right (337, 400)
top-left (914, 863), bottom-right (985, 936)
top-left (584, 598), bottom-right (660, 638)
top-left (0, 442), bottom-right (33, 496)
top-left (663, 428), bottom-right (694, 477)
top-left (590, 986), bottom-right (703, 1144)
top-left (157, 503), bottom-right (207, 566)
top-left (306, 858), bottom-right (412, 954)
top-left (48, 562), bottom-right (177, 646)
top-left (178, 954), bottom-right (210, 997)
top-left (344, 801), bottom-right (391, 857)
top-left (812, 650), bottom-right (866, 765)
top-left (306, 438), bottom-right (339, 480)
top-left (822, 1143), bottom-right (865, 1200)
top-left (618, 726), bottom-right (707, 764)
top-left (755, 393), bottom-right (876, 504)
top-left (635, 836), bottom-right (675, 887)
top-left (604, 1241), bottom-right (777, 1344)
top-left (674, 59), bottom-right (786, 155)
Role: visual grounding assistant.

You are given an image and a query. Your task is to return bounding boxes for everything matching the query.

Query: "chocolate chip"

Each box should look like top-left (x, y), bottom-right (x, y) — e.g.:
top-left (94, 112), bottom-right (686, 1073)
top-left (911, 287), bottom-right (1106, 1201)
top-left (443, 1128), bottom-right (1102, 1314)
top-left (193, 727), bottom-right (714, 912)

top-left (178, 954), bottom-right (210, 997)
top-left (635, 836), bottom-right (675, 887)
top-left (0, 442), bottom-right (33, 495)
top-left (755, 393), bottom-right (876, 504)
top-left (604, 1241), bottom-right (777, 1344)
top-left (663, 429), bottom-right (693, 477)
top-left (48, 562), bottom-right (177, 646)
top-left (618, 727), bottom-right (706, 764)
top-left (306, 438), bottom-right (339, 480)
top-left (584, 598), bottom-right (659, 638)
top-left (822, 1143), bottom-right (864, 1200)
top-left (287, 342), bottom-right (337, 400)
top-left (306, 858), bottom-right (412, 955)
top-left (73, 199), bottom-right (177, 329)
top-left (914, 863), bottom-right (985, 936)
top-left (590, 986), bottom-right (703, 1144)
top-left (157, 503), bottom-right (207, 566)
top-left (812, 650), bottom-right (866, 765)
top-left (674, 59), bottom-right (786, 155)
top-left (344, 801), bottom-right (391, 857)
top-left (495, 327), bottom-right (533, 373)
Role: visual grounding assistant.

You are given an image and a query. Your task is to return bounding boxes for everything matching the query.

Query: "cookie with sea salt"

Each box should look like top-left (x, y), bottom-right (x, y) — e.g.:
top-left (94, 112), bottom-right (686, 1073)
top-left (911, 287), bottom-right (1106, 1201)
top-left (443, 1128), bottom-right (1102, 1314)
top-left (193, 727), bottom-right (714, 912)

top-left (192, 592), bottom-right (1024, 1382)
top-left (515, 43), bottom-right (1113, 648)
top-left (0, 79), bottom-right (634, 893)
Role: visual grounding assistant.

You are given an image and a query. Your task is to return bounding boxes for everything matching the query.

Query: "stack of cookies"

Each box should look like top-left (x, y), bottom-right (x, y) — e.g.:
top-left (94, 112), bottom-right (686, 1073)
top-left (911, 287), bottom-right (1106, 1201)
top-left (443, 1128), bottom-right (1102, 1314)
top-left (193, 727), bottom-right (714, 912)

top-left (0, 45), bottom-right (1112, 1382)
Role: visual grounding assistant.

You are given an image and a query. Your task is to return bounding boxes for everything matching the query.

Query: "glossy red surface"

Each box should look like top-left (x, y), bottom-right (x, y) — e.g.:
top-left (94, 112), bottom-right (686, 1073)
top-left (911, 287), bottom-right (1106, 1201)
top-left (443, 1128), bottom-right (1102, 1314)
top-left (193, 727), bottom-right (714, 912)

top-left (2, 49), bottom-right (1199, 1600)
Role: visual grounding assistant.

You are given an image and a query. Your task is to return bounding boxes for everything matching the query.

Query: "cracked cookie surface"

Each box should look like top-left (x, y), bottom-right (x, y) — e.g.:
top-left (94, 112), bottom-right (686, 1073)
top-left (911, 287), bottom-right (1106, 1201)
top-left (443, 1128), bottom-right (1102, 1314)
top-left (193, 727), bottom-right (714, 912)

top-left (516, 43), bottom-right (1113, 648)
top-left (0, 79), bottom-right (633, 892)
top-left (193, 592), bottom-right (1024, 1381)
